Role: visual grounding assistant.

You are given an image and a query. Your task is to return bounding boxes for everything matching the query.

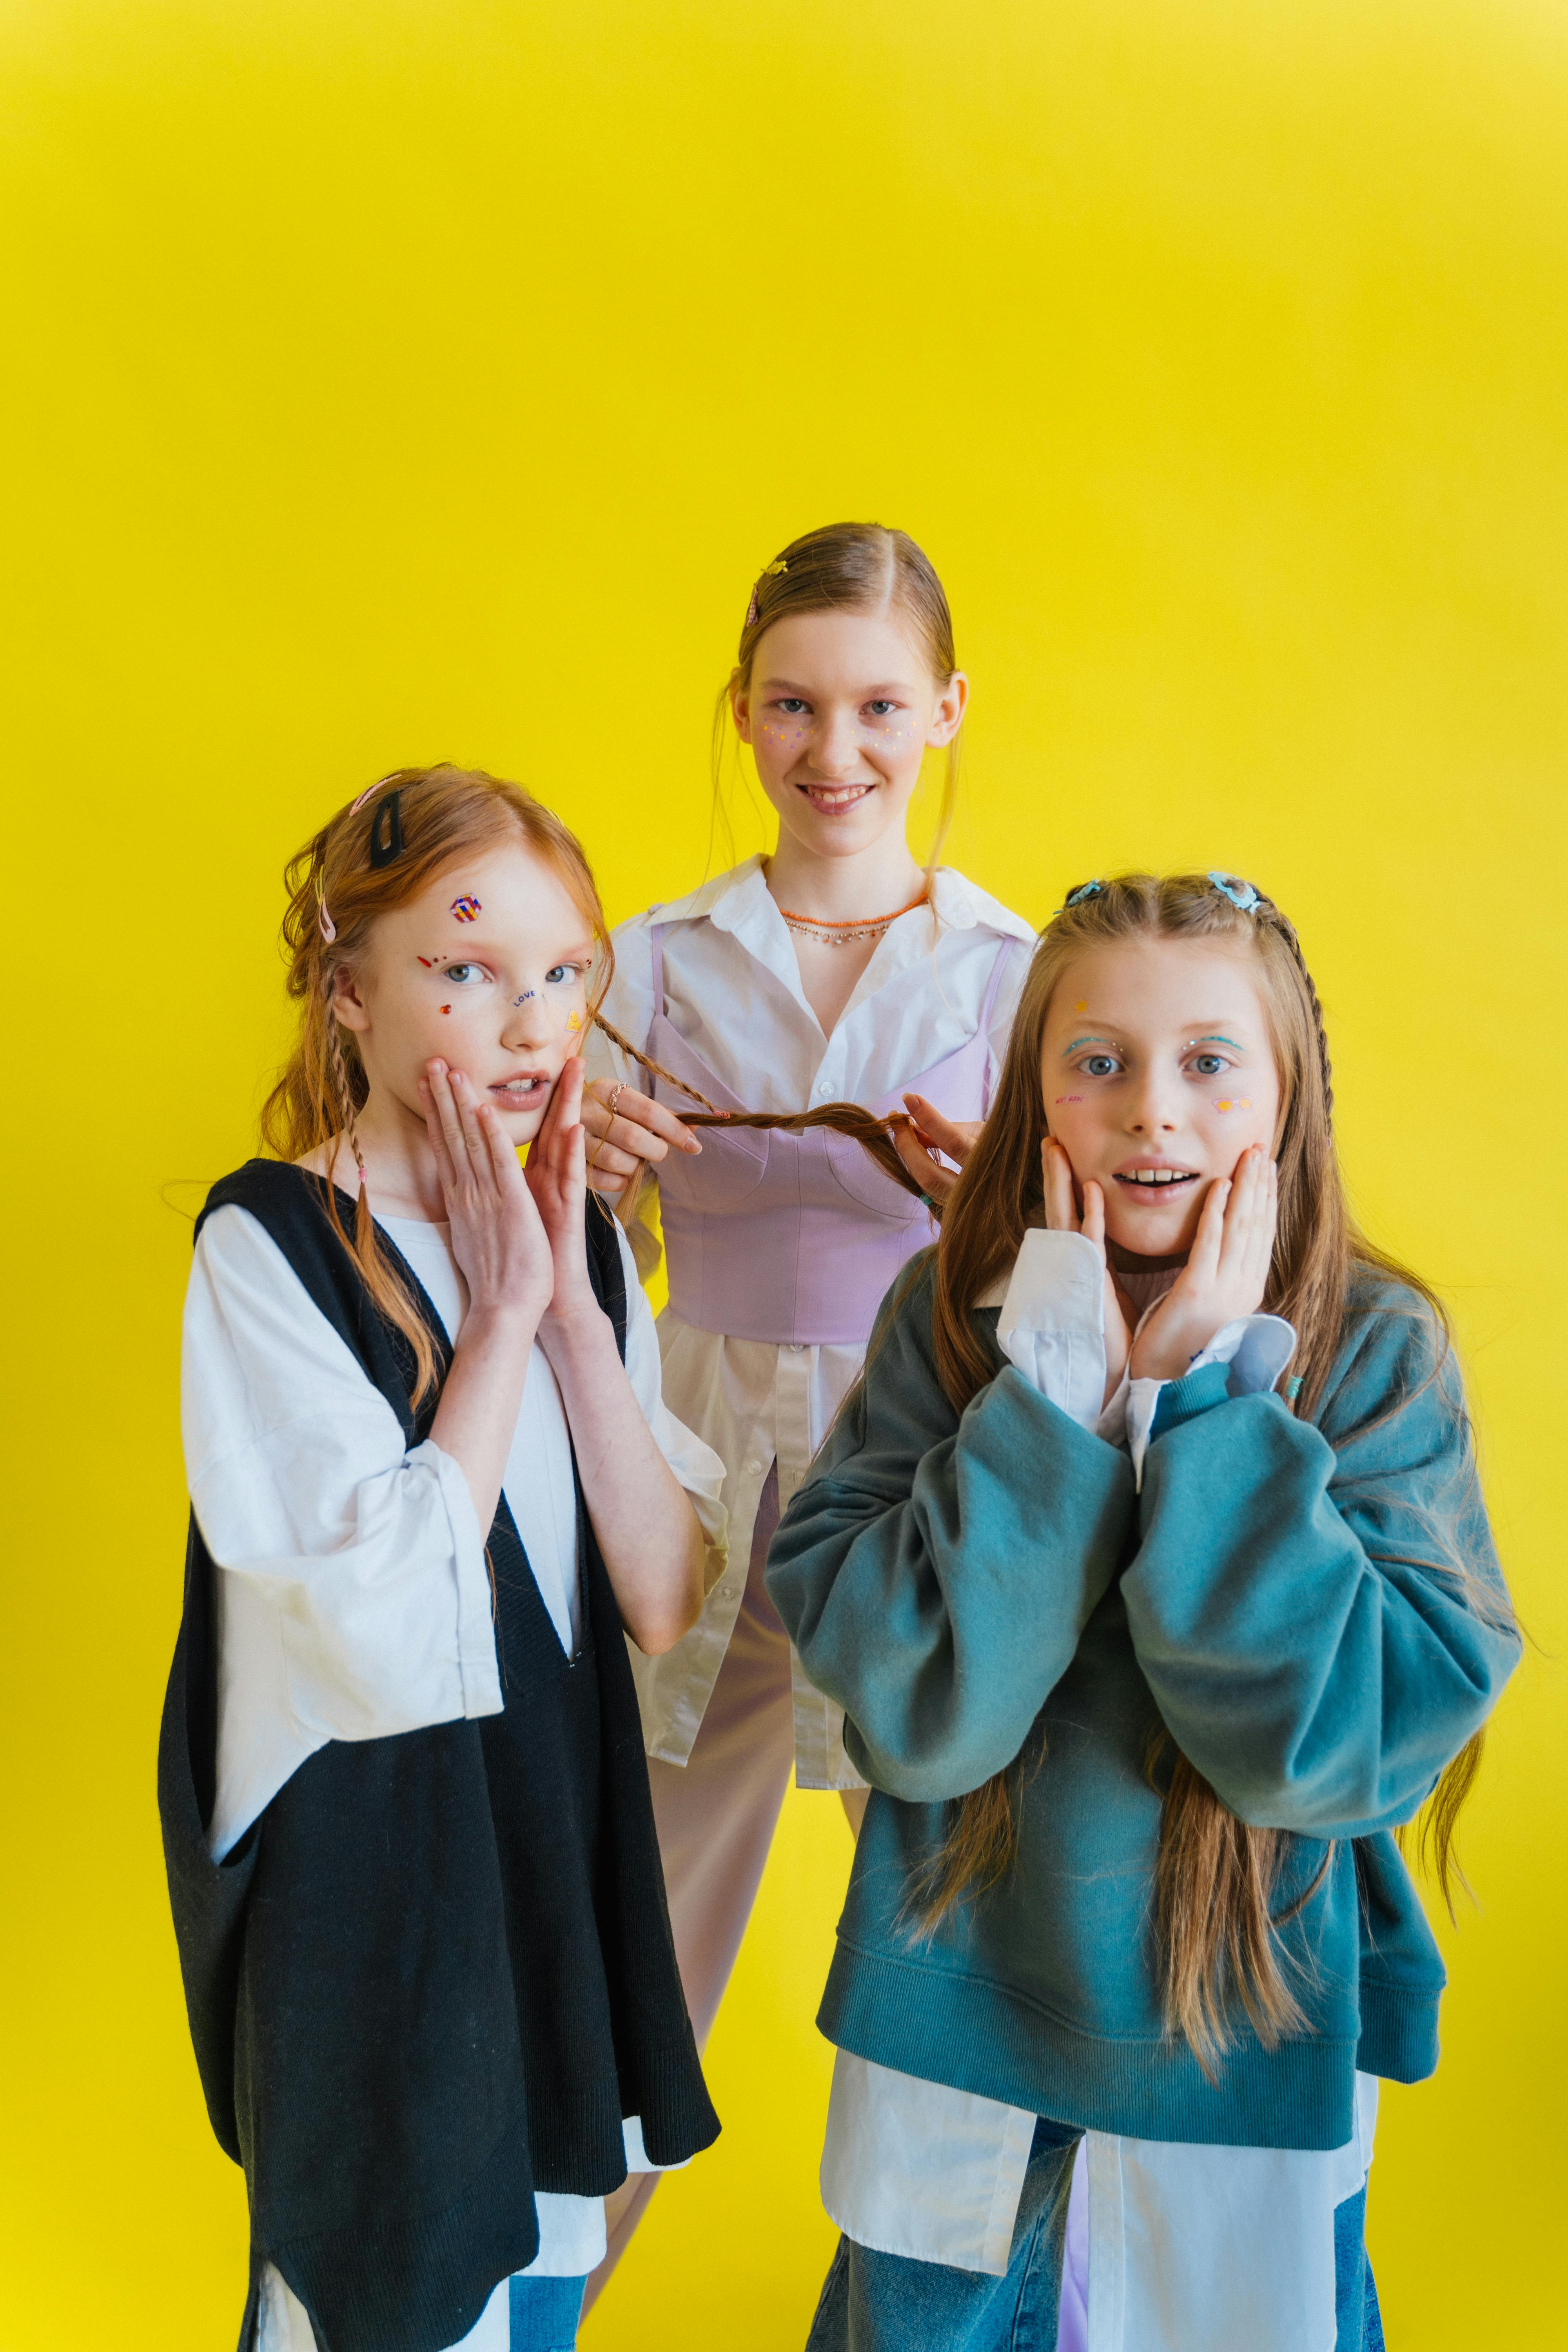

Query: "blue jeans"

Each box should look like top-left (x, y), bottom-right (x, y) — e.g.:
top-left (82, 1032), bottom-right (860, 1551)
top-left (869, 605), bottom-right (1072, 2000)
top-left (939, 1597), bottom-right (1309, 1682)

top-left (806, 2118), bottom-right (1080, 2352)
top-left (508, 2274), bottom-right (584, 2352)
top-left (805, 2122), bottom-right (1386, 2352)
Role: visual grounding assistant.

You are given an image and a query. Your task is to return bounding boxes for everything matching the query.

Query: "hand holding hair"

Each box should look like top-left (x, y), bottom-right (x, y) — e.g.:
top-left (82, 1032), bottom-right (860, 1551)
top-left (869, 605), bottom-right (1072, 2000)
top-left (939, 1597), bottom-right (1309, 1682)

top-left (891, 1094), bottom-right (984, 1207)
top-left (525, 1056), bottom-right (602, 1332)
top-left (587, 1009), bottom-right (939, 1207)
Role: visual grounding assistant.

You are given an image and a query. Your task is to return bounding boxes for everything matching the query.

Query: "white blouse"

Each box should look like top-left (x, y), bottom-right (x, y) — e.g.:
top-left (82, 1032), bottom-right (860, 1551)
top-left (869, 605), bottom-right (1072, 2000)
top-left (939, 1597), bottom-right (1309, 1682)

top-left (181, 1199), bottom-right (728, 2327)
top-left (583, 856), bottom-right (1035, 1787)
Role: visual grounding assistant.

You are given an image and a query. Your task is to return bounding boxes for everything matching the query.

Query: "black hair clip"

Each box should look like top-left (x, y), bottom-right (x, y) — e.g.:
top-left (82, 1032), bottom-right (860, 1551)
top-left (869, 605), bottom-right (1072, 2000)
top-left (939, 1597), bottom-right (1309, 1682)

top-left (368, 790), bottom-right (404, 867)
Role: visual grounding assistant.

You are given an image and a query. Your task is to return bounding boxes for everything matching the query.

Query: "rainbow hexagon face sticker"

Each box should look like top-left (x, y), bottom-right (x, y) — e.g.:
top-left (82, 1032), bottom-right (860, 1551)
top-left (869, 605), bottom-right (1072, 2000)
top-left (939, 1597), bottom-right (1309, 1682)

top-left (449, 895), bottom-right (482, 922)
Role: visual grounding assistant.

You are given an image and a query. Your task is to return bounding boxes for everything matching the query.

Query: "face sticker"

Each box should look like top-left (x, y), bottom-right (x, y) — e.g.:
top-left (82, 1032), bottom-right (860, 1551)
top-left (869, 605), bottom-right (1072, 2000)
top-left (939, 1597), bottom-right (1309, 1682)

top-left (449, 895), bottom-right (482, 923)
top-left (512, 991), bottom-right (535, 1007)
top-left (1214, 1097), bottom-right (1252, 1113)
top-left (440, 1004), bottom-right (452, 1015)
top-left (1054, 1094), bottom-right (1083, 1104)
top-left (1074, 1000), bottom-right (1088, 1014)
top-left (567, 1012), bottom-right (582, 1031)
top-left (417, 955), bottom-right (449, 969)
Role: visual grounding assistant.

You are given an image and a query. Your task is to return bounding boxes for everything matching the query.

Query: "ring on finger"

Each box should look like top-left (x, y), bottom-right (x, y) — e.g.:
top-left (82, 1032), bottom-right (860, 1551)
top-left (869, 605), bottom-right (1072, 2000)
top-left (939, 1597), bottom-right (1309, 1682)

top-left (605, 1082), bottom-right (625, 1123)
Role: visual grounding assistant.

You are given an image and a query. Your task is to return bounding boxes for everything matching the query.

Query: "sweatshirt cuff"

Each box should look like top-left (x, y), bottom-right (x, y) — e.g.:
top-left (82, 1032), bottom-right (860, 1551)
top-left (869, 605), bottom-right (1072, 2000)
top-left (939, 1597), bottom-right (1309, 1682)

top-left (1149, 1359), bottom-right (1233, 1439)
top-left (1126, 1314), bottom-right (1298, 1485)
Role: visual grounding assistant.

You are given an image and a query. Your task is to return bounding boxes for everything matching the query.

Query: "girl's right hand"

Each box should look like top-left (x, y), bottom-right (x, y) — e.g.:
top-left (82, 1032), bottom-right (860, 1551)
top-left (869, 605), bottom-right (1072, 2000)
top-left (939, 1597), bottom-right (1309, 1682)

top-left (1041, 1137), bottom-right (1132, 1402)
top-left (421, 1060), bottom-right (554, 1323)
top-left (581, 1078), bottom-right (701, 1198)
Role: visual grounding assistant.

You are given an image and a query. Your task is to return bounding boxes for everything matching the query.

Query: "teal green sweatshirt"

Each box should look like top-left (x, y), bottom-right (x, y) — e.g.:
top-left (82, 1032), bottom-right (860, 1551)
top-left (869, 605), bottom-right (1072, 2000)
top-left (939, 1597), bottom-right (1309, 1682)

top-left (765, 1259), bottom-right (1517, 2151)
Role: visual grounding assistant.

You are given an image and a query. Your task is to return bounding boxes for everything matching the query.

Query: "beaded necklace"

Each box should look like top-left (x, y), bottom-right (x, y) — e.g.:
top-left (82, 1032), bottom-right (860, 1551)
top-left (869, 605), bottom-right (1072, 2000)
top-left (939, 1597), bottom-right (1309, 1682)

top-left (777, 890), bottom-right (929, 948)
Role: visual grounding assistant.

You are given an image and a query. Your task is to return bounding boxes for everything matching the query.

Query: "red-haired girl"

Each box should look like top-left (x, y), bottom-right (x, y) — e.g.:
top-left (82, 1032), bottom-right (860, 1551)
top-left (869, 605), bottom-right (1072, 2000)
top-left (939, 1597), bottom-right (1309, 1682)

top-left (161, 768), bottom-right (727, 2352)
top-left (578, 524), bottom-right (1033, 2283)
top-left (766, 871), bottom-right (1518, 2352)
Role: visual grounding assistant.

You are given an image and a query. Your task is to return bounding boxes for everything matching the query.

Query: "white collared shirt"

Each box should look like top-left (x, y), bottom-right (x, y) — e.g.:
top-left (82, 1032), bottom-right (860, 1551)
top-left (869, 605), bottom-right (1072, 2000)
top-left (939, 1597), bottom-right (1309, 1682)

top-left (583, 857), bottom-right (1035, 1787)
top-left (822, 1228), bottom-right (1376, 2352)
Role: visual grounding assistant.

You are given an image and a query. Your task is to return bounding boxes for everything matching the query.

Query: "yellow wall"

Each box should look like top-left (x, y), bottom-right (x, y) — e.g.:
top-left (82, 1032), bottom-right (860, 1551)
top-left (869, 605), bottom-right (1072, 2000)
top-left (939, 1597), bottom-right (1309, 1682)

top-left (2, 1), bottom-right (1563, 2344)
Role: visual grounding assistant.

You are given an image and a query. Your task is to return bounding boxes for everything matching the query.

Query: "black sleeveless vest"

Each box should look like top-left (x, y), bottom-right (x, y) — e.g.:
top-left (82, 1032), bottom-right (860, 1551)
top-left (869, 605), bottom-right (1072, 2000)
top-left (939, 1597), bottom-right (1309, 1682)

top-left (158, 1162), bottom-right (719, 2352)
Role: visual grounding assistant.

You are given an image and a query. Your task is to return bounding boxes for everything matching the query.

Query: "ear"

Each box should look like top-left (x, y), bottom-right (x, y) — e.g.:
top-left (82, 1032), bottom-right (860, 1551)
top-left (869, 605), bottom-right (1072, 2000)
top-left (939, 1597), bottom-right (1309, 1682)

top-left (926, 670), bottom-right (969, 749)
top-left (331, 964), bottom-right (372, 1037)
top-left (731, 677), bottom-right (754, 746)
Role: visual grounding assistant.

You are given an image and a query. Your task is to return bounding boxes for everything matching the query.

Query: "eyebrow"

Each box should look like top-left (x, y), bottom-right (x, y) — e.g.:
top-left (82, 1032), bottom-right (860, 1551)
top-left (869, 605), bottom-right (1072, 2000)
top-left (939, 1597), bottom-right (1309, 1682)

top-left (1063, 1034), bottom-right (1117, 1053)
top-left (1189, 1032), bottom-right (1244, 1048)
top-left (758, 678), bottom-right (913, 696)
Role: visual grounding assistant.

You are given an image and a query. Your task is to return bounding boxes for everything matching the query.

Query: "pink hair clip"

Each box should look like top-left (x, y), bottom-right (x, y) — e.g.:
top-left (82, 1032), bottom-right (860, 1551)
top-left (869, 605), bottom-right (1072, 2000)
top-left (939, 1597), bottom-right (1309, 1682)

top-left (316, 874), bottom-right (337, 944)
top-left (348, 772), bottom-right (401, 816)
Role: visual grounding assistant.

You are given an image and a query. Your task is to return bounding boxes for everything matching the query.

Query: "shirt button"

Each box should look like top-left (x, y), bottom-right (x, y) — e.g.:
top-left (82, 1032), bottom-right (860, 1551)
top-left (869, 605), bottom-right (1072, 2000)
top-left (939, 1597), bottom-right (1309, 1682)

top-left (718, 1584), bottom-right (736, 1602)
top-left (787, 1342), bottom-right (805, 1353)
top-left (817, 1080), bottom-right (833, 1097)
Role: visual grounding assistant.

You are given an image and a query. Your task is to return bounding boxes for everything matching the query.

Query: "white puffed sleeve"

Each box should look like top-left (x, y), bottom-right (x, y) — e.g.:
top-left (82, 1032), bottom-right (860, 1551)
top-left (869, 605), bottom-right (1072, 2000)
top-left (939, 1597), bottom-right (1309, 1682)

top-left (183, 1204), bottom-right (502, 1861)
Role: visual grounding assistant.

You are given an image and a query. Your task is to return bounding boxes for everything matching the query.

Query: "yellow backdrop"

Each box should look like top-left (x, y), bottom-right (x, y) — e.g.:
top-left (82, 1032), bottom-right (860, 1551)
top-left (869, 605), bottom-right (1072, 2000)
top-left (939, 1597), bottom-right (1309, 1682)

top-left (3, 1), bottom-right (1563, 2345)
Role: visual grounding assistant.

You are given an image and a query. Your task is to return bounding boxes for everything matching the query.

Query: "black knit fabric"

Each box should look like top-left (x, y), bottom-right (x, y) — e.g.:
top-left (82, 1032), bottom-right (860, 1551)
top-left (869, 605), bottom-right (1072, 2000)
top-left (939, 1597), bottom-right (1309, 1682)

top-left (158, 1162), bottom-right (718, 2352)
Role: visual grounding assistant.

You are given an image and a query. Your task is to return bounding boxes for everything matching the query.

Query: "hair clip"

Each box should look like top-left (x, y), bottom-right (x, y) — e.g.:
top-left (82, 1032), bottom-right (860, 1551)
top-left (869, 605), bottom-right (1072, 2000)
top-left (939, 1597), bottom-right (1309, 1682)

top-left (1286, 1375), bottom-right (1304, 1399)
top-left (1062, 879), bottom-right (1104, 907)
top-left (348, 773), bottom-right (401, 817)
top-left (745, 557), bottom-right (790, 629)
top-left (1209, 871), bottom-right (1260, 912)
top-left (368, 788), bottom-right (404, 868)
top-left (316, 873), bottom-right (337, 945)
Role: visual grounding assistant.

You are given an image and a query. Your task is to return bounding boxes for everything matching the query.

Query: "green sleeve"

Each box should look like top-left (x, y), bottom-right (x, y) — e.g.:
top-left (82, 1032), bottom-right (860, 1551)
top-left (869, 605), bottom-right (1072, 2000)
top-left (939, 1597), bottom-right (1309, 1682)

top-left (765, 1265), bottom-right (1136, 1801)
top-left (1124, 1296), bottom-right (1519, 1836)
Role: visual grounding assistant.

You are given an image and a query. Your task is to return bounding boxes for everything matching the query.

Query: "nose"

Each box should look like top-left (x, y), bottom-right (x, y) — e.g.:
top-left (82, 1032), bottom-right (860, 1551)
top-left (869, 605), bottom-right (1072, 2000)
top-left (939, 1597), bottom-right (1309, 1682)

top-left (807, 706), bottom-right (861, 780)
top-left (1125, 1065), bottom-right (1180, 1137)
top-left (500, 993), bottom-right (555, 1050)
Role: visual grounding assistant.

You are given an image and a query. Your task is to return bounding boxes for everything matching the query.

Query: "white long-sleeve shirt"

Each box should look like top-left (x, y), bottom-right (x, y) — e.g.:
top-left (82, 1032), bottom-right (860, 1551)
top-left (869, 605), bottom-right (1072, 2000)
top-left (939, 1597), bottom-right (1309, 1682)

top-left (181, 1200), bottom-right (728, 2327)
top-left (583, 855), bottom-right (1035, 1787)
top-left (822, 1226), bottom-right (1377, 2352)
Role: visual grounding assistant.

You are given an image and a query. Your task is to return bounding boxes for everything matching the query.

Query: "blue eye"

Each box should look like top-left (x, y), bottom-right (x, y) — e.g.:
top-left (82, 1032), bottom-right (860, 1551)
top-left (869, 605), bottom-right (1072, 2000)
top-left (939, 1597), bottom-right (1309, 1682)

top-left (444, 964), bottom-right (485, 985)
top-left (545, 964), bottom-right (576, 986)
top-left (775, 697), bottom-right (808, 715)
top-left (866, 700), bottom-right (897, 717)
top-left (1192, 1054), bottom-right (1226, 1077)
top-left (1083, 1054), bottom-right (1120, 1078)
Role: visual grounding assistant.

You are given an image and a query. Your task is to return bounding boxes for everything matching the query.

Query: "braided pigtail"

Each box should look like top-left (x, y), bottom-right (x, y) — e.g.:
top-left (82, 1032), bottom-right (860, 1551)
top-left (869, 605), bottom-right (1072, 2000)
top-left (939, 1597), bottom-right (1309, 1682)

top-left (588, 1009), bottom-right (931, 1205)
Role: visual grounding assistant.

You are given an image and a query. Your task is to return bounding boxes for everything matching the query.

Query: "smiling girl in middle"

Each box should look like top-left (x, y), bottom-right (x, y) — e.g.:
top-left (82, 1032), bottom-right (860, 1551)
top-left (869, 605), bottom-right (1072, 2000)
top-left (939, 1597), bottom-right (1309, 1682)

top-left (577, 522), bottom-right (1034, 2288)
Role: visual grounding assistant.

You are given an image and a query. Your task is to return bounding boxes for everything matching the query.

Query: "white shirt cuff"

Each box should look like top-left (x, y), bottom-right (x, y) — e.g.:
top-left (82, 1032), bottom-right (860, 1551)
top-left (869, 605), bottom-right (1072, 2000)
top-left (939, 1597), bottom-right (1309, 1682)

top-left (996, 1229), bottom-right (1107, 1431)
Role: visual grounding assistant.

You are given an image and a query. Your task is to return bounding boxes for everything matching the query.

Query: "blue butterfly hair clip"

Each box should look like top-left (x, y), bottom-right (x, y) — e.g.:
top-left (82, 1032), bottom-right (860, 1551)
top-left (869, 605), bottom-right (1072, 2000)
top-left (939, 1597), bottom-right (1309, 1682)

top-left (1062, 879), bottom-right (1104, 908)
top-left (1209, 871), bottom-right (1260, 912)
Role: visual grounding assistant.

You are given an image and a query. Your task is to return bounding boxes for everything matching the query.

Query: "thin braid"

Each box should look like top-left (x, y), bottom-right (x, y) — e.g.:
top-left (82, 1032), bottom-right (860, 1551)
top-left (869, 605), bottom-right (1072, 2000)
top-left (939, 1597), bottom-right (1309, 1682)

top-left (588, 1009), bottom-right (930, 1204)
top-left (591, 1009), bottom-right (724, 1115)
top-left (323, 994), bottom-right (370, 1188)
top-left (1258, 901), bottom-right (1334, 1116)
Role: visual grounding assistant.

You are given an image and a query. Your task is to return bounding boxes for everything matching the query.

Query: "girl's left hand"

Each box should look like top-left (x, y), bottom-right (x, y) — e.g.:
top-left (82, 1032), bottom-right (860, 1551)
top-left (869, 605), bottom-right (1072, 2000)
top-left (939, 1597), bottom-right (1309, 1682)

top-left (1128, 1147), bottom-right (1278, 1384)
top-left (526, 1057), bottom-right (603, 1334)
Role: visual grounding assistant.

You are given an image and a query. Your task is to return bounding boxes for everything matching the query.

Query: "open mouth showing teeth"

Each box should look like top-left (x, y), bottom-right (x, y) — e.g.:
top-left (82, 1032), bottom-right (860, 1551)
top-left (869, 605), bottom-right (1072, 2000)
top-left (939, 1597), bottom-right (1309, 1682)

top-left (491, 1078), bottom-right (546, 1100)
top-left (1114, 1169), bottom-right (1199, 1189)
top-left (800, 783), bottom-right (873, 807)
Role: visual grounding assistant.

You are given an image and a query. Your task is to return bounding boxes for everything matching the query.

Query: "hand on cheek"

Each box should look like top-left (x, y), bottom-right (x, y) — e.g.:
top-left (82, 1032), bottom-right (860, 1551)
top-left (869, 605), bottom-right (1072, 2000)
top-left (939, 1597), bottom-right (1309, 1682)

top-left (1127, 1147), bottom-right (1279, 1384)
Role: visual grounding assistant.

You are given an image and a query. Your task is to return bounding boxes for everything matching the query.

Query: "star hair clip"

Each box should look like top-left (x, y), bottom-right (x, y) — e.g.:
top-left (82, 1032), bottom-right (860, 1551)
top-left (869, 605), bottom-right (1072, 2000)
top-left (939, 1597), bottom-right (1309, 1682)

top-left (745, 556), bottom-right (789, 628)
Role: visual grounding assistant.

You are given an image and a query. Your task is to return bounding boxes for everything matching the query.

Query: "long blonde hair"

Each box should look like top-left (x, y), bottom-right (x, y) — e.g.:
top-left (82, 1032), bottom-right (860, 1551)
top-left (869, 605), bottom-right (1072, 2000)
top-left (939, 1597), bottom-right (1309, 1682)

top-left (917, 871), bottom-right (1489, 2071)
top-left (713, 521), bottom-right (964, 876)
top-left (262, 764), bottom-right (614, 1406)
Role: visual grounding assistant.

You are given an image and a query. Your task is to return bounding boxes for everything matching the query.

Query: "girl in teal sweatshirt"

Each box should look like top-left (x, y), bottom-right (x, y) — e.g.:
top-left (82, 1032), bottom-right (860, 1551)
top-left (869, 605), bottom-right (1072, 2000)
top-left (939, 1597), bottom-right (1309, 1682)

top-left (766, 870), bottom-right (1518, 2352)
